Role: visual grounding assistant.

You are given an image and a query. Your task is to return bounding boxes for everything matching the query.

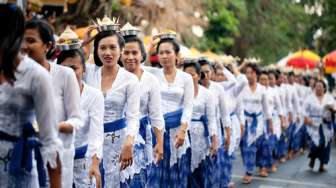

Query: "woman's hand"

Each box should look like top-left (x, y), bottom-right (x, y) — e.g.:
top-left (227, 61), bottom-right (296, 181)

top-left (210, 135), bottom-right (218, 158)
top-left (119, 136), bottom-right (134, 171)
top-left (58, 122), bottom-right (73, 134)
top-left (154, 139), bottom-right (164, 164)
top-left (304, 117), bottom-right (313, 126)
top-left (175, 128), bottom-right (186, 148)
top-left (82, 25), bottom-right (98, 47)
top-left (268, 119), bottom-right (274, 135)
top-left (89, 155), bottom-right (101, 188)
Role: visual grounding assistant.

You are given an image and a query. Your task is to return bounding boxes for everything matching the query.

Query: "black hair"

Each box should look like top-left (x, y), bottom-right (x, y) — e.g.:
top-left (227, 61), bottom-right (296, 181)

top-left (268, 70), bottom-right (280, 80)
top-left (93, 30), bottom-right (125, 67)
top-left (258, 70), bottom-right (269, 81)
top-left (56, 49), bottom-right (86, 71)
top-left (244, 63), bottom-right (260, 75)
top-left (156, 38), bottom-right (180, 54)
top-left (183, 61), bottom-right (205, 80)
top-left (198, 59), bottom-right (213, 70)
top-left (259, 70), bottom-right (268, 76)
top-left (123, 35), bottom-right (147, 63)
top-left (303, 76), bottom-right (310, 86)
top-left (25, 19), bottom-right (55, 59)
top-left (0, 4), bottom-right (24, 84)
top-left (183, 62), bottom-right (201, 74)
top-left (288, 71), bottom-right (295, 77)
top-left (315, 79), bottom-right (327, 93)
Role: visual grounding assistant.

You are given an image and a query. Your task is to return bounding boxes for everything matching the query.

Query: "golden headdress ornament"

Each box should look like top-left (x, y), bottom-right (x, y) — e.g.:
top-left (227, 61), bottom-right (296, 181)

top-left (56, 26), bottom-right (82, 51)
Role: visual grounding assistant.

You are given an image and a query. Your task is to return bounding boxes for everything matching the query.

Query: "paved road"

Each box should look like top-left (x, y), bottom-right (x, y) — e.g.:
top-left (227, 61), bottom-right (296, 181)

top-left (231, 144), bottom-right (336, 188)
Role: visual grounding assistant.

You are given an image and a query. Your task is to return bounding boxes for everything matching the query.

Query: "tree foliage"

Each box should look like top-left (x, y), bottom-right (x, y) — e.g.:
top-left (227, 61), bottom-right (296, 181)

top-left (302, 0), bottom-right (336, 55)
top-left (202, 0), bottom-right (312, 65)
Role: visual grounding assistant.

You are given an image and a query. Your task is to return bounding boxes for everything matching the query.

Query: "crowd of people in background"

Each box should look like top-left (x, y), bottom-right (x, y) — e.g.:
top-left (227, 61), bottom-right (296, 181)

top-left (0, 3), bottom-right (335, 188)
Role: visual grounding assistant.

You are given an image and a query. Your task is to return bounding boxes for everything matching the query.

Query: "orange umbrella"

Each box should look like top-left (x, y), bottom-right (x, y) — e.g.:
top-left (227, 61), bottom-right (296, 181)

top-left (287, 50), bottom-right (320, 69)
top-left (323, 51), bottom-right (336, 74)
top-left (290, 50), bottom-right (320, 62)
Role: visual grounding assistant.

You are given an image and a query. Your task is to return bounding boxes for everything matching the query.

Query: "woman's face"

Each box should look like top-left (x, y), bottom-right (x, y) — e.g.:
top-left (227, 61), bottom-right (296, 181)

top-left (60, 56), bottom-right (84, 85)
top-left (184, 66), bottom-right (199, 86)
top-left (97, 35), bottom-right (121, 67)
top-left (158, 42), bottom-right (177, 69)
top-left (315, 82), bottom-right (325, 96)
top-left (215, 68), bottom-right (225, 82)
top-left (22, 28), bottom-right (50, 64)
top-left (201, 64), bottom-right (212, 83)
top-left (268, 74), bottom-right (276, 86)
top-left (259, 74), bottom-right (269, 87)
top-left (245, 67), bottom-right (257, 84)
top-left (121, 41), bottom-right (142, 73)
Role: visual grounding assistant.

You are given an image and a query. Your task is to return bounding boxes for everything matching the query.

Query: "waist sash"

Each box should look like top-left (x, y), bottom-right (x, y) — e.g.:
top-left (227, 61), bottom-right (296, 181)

top-left (164, 108), bottom-right (183, 130)
top-left (74, 145), bottom-right (88, 160)
top-left (104, 118), bottom-right (127, 133)
top-left (191, 115), bottom-right (209, 137)
top-left (0, 123), bottom-right (47, 186)
top-left (139, 116), bottom-right (157, 147)
top-left (244, 111), bottom-right (262, 135)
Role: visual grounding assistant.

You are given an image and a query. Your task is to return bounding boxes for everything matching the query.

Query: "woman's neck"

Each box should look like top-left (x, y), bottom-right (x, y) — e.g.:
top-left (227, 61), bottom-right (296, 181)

top-left (194, 83), bottom-right (199, 97)
top-left (202, 79), bottom-right (210, 89)
top-left (249, 81), bottom-right (257, 91)
top-left (133, 66), bottom-right (144, 80)
top-left (102, 64), bottom-right (118, 77)
top-left (40, 58), bottom-right (50, 72)
top-left (163, 66), bottom-right (176, 75)
top-left (79, 81), bottom-right (84, 94)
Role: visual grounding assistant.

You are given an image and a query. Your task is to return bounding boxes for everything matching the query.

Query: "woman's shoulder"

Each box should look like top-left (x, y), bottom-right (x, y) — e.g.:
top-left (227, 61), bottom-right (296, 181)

top-left (17, 56), bottom-right (50, 83)
top-left (83, 82), bottom-right (104, 100)
top-left (120, 67), bottom-right (139, 82)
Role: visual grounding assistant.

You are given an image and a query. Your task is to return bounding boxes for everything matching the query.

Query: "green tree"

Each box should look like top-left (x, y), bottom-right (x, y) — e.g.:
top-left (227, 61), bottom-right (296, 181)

top-left (201, 0), bottom-right (312, 65)
top-left (235, 0), bottom-right (311, 64)
top-left (303, 0), bottom-right (336, 55)
top-left (200, 0), bottom-right (246, 53)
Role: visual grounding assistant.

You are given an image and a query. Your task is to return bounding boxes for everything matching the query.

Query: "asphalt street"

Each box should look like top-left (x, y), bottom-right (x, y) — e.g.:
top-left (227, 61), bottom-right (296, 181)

top-left (231, 144), bottom-right (336, 188)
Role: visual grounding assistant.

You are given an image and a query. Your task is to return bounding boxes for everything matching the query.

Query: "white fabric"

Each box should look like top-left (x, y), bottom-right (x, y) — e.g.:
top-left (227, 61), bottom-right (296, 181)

top-left (49, 63), bottom-right (82, 188)
top-left (208, 81), bottom-right (230, 146)
top-left (277, 85), bottom-right (288, 117)
top-left (285, 83), bottom-right (300, 121)
top-left (221, 73), bottom-right (248, 153)
top-left (138, 70), bottom-right (164, 166)
top-left (303, 93), bottom-right (335, 146)
top-left (239, 83), bottom-right (271, 145)
top-left (147, 67), bottom-right (194, 167)
top-left (139, 71), bottom-right (164, 130)
top-left (75, 83), bottom-right (104, 159)
top-left (85, 64), bottom-right (140, 137)
top-left (189, 85), bottom-right (215, 171)
top-left (0, 56), bottom-right (62, 187)
top-left (267, 87), bottom-right (284, 139)
top-left (85, 64), bottom-right (140, 186)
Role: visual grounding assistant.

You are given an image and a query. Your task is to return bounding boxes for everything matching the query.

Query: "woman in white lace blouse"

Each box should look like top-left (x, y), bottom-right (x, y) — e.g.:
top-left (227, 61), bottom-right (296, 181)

top-left (0, 4), bottom-right (62, 188)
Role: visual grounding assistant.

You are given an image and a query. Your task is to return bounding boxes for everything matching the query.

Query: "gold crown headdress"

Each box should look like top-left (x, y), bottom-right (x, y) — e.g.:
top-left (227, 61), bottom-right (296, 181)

top-left (56, 26), bottom-right (82, 51)
top-left (183, 57), bottom-right (198, 64)
top-left (243, 57), bottom-right (262, 64)
top-left (153, 30), bottom-right (177, 41)
top-left (95, 15), bottom-right (120, 32)
top-left (120, 22), bottom-right (141, 37)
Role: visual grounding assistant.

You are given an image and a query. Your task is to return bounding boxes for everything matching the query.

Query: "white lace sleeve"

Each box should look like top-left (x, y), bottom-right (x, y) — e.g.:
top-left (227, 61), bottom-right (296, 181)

top-left (32, 66), bottom-right (62, 168)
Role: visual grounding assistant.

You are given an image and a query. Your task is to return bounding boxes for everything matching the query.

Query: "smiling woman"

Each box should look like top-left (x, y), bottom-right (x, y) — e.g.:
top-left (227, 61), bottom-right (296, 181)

top-left (84, 17), bottom-right (141, 188)
top-left (23, 19), bottom-right (83, 188)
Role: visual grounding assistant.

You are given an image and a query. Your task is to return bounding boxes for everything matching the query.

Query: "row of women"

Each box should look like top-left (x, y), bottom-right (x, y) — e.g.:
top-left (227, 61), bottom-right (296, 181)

top-left (1, 4), bottom-right (335, 188)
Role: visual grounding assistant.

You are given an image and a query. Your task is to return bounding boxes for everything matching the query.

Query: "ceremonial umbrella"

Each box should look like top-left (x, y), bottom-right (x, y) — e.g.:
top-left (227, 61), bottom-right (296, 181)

top-left (323, 51), bottom-right (336, 74)
top-left (286, 50), bottom-right (320, 69)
